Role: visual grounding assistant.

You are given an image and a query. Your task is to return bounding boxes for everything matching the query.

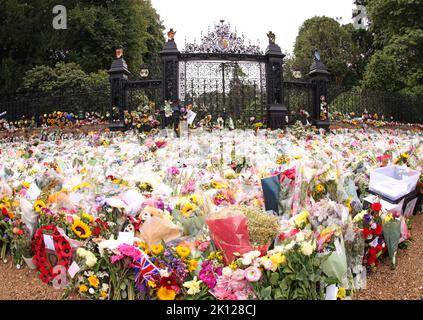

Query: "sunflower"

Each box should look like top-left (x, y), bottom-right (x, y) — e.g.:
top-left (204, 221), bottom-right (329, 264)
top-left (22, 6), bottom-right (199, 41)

top-left (34, 200), bottom-right (46, 213)
top-left (181, 203), bottom-right (196, 217)
top-left (82, 212), bottom-right (95, 223)
top-left (151, 244), bottom-right (164, 255)
top-left (71, 219), bottom-right (92, 239)
top-left (315, 184), bottom-right (325, 193)
top-left (79, 284), bottom-right (88, 293)
top-left (157, 287), bottom-right (176, 300)
top-left (87, 275), bottom-right (100, 288)
top-left (175, 245), bottom-right (190, 259)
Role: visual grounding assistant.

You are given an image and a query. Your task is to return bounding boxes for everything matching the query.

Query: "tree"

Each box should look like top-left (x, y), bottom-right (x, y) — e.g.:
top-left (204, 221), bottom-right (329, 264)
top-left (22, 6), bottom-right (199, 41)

top-left (362, 0), bottom-right (423, 95)
top-left (0, 0), bottom-right (165, 94)
top-left (292, 16), bottom-right (368, 88)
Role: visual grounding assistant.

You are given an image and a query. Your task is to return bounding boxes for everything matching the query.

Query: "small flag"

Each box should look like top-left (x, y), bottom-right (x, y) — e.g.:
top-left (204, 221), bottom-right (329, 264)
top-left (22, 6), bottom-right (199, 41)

top-left (133, 252), bottom-right (160, 287)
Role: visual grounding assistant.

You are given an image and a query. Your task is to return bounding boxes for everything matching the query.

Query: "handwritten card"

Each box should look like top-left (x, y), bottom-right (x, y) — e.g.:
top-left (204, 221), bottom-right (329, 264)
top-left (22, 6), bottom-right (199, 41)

top-left (68, 261), bottom-right (81, 279)
top-left (187, 110), bottom-right (197, 125)
top-left (43, 235), bottom-right (55, 251)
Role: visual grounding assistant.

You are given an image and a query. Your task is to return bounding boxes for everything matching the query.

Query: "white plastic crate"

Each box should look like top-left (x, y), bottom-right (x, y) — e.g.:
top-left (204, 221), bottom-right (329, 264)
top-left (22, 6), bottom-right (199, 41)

top-left (369, 166), bottom-right (420, 201)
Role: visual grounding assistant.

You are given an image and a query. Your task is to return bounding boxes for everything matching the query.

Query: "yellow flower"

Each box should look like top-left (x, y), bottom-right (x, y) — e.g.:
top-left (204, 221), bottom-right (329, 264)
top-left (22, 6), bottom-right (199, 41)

top-left (22, 182), bottom-right (30, 189)
top-left (151, 245), bottom-right (164, 256)
top-left (401, 153), bottom-right (409, 160)
top-left (82, 212), bottom-right (94, 223)
top-left (183, 277), bottom-right (202, 295)
top-left (34, 200), bottom-right (46, 213)
top-left (87, 275), bottom-right (100, 288)
top-left (181, 203), bottom-right (196, 217)
top-left (316, 184), bottom-right (325, 193)
top-left (79, 284), bottom-right (88, 293)
top-left (175, 245), bottom-right (191, 258)
top-left (157, 287), bottom-right (176, 300)
top-left (215, 251), bottom-right (224, 261)
top-left (294, 211), bottom-right (309, 228)
top-left (211, 181), bottom-right (228, 189)
top-left (137, 242), bottom-right (147, 250)
top-left (384, 213), bottom-right (394, 224)
top-left (100, 291), bottom-right (108, 299)
top-left (190, 194), bottom-right (200, 204)
top-left (188, 259), bottom-right (198, 272)
top-left (71, 219), bottom-right (92, 239)
top-left (228, 260), bottom-right (238, 270)
top-left (147, 280), bottom-right (157, 288)
top-left (270, 253), bottom-right (286, 270)
top-left (337, 287), bottom-right (347, 300)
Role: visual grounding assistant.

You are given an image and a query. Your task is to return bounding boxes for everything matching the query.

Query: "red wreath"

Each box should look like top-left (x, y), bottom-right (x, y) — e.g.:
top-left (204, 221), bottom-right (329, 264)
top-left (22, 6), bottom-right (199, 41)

top-left (32, 225), bottom-right (72, 284)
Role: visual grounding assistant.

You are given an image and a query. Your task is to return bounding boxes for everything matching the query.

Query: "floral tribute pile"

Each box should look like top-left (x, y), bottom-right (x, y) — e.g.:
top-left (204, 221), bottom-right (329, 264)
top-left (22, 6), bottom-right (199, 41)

top-left (0, 125), bottom-right (422, 300)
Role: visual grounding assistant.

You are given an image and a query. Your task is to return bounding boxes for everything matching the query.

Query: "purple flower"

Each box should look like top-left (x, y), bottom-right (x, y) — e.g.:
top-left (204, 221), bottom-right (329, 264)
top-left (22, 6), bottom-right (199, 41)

top-left (156, 199), bottom-right (165, 211)
top-left (199, 260), bottom-right (222, 289)
top-left (364, 214), bottom-right (371, 224)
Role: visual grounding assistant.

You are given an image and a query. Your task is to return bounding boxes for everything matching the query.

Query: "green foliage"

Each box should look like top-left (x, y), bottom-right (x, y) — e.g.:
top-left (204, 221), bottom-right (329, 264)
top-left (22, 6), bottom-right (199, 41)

top-left (22, 63), bottom-right (108, 92)
top-left (292, 16), bottom-right (370, 88)
top-left (250, 250), bottom-right (329, 300)
top-left (362, 0), bottom-right (423, 95)
top-left (0, 0), bottom-right (165, 94)
top-left (361, 51), bottom-right (402, 93)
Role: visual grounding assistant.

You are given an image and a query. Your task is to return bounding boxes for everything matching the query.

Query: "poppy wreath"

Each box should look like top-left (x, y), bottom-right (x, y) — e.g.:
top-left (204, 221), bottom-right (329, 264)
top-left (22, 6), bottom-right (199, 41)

top-left (32, 225), bottom-right (72, 284)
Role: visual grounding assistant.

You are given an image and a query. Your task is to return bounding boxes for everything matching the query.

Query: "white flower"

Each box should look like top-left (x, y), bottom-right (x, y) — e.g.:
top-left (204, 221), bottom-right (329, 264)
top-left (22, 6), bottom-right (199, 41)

top-left (159, 269), bottom-right (170, 278)
top-left (222, 267), bottom-right (232, 277)
top-left (101, 283), bottom-right (109, 291)
top-left (88, 288), bottom-right (95, 295)
top-left (85, 255), bottom-right (98, 268)
top-left (241, 256), bottom-right (252, 266)
top-left (371, 223), bottom-right (377, 230)
top-left (183, 277), bottom-right (202, 295)
top-left (295, 232), bottom-right (305, 242)
top-left (301, 241), bottom-right (315, 256)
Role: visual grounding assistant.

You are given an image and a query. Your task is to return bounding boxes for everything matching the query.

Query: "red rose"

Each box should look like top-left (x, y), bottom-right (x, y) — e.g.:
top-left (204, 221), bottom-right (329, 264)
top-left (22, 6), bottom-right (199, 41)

top-left (93, 227), bottom-right (101, 237)
top-left (363, 228), bottom-right (372, 239)
top-left (367, 255), bottom-right (376, 266)
top-left (371, 202), bottom-right (382, 212)
top-left (374, 259), bottom-right (380, 268)
top-left (374, 224), bottom-right (383, 236)
top-left (368, 247), bottom-right (377, 256)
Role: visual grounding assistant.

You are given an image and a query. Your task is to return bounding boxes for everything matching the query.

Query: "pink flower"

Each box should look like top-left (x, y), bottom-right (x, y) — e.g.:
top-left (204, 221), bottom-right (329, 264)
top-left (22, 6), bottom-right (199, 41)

top-left (111, 254), bottom-right (125, 264)
top-left (167, 167), bottom-right (180, 176)
top-left (232, 269), bottom-right (245, 281)
top-left (181, 180), bottom-right (196, 195)
top-left (66, 215), bottom-right (74, 224)
top-left (118, 244), bottom-right (142, 261)
top-left (244, 266), bottom-right (262, 282)
top-left (197, 241), bottom-right (210, 252)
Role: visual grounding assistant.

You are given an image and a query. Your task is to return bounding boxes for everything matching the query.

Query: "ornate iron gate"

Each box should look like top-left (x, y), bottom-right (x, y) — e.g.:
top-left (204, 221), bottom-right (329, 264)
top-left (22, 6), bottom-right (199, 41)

top-left (177, 21), bottom-right (268, 124)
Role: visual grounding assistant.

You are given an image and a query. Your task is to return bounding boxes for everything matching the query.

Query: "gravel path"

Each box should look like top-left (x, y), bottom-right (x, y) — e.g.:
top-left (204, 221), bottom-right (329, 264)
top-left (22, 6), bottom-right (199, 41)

top-left (1, 213), bottom-right (422, 300)
top-left (357, 212), bottom-right (423, 300)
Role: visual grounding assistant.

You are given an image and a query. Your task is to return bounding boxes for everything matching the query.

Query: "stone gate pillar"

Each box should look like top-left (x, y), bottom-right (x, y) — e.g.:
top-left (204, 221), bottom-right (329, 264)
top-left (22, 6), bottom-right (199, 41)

top-left (308, 54), bottom-right (330, 130)
top-left (265, 32), bottom-right (287, 130)
top-left (108, 47), bottom-right (130, 129)
top-left (160, 29), bottom-right (180, 105)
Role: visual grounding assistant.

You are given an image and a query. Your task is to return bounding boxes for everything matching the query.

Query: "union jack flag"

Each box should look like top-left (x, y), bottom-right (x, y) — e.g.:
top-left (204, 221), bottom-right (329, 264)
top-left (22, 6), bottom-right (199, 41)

top-left (133, 252), bottom-right (160, 287)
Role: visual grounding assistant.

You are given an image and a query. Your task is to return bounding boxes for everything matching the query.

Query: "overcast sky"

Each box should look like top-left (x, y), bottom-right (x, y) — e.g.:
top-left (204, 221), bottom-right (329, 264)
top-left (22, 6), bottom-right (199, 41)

top-left (151, 0), bottom-right (356, 54)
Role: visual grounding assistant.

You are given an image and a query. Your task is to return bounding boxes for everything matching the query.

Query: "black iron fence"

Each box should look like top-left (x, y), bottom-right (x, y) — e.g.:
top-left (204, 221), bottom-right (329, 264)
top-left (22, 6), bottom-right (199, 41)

top-left (0, 85), bottom-right (110, 124)
top-left (327, 85), bottom-right (423, 124)
top-left (283, 81), bottom-right (315, 125)
top-left (1, 82), bottom-right (422, 127)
